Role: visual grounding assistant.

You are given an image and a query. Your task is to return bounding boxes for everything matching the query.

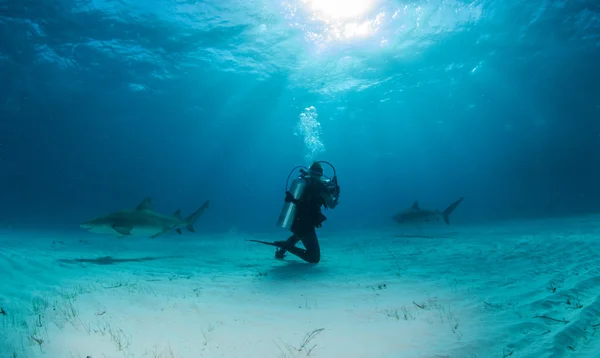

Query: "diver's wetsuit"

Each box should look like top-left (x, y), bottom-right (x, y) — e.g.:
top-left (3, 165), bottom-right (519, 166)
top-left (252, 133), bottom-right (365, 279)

top-left (275, 177), bottom-right (333, 264)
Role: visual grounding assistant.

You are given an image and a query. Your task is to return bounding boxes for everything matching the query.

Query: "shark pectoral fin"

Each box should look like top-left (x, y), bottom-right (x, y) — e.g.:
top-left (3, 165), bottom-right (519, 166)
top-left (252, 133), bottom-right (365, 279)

top-left (112, 225), bottom-right (133, 236)
top-left (176, 227), bottom-right (182, 234)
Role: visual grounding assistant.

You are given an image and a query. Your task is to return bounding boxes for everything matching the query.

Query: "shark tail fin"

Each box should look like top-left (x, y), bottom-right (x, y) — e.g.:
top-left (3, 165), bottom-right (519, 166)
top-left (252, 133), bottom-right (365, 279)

top-left (184, 200), bottom-right (210, 233)
top-left (442, 197), bottom-right (464, 225)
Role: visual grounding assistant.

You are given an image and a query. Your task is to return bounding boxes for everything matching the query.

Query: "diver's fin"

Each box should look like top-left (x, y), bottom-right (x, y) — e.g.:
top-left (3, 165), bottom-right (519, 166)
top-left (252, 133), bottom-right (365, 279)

top-left (246, 239), bottom-right (281, 247)
top-left (136, 197), bottom-right (152, 211)
top-left (173, 209), bottom-right (182, 219)
top-left (184, 200), bottom-right (210, 233)
top-left (442, 197), bottom-right (464, 225)
top-left (112, 225), bottom-right (132, 236)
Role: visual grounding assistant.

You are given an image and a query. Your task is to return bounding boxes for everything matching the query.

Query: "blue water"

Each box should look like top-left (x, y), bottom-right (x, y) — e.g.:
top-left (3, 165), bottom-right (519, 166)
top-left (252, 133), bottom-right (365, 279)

top-left (1, 0), bottom-right (600, 356)
top-left (0, 0), bottom-right (598, 232)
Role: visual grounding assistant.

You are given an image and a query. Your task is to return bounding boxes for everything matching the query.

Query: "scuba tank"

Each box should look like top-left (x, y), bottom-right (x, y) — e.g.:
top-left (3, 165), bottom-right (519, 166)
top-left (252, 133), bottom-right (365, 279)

top-left (276, 175), bottom-right (306, 229)
top-left (276, 161), bottom-right (339, 230)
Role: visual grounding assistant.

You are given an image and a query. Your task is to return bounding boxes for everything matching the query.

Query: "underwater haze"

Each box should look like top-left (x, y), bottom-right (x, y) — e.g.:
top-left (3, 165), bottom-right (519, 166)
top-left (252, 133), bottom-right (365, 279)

top-left (0, 0), bottom-right (598, 231)
top-left (2, 0), bottom-right (600, 357)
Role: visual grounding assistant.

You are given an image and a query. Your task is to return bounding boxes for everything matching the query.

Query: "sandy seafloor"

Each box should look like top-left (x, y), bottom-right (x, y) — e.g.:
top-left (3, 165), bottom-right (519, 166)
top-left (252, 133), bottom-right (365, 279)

top-left (2, 216), bottom-right (600, 358)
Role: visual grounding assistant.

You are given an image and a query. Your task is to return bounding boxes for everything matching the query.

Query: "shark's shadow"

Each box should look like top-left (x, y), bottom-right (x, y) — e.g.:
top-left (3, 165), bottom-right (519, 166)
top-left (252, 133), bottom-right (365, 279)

top-left (57, 255), bottom-right (181, 266)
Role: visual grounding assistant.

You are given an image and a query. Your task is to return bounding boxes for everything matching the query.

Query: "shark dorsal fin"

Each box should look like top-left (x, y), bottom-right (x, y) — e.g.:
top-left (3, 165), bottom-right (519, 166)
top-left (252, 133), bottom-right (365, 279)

top-left (136, 197), bottom-right (152, 211)
top-left (173, 209), bottom-right (182, 219)
top-left (411, 201), bottom-right (420, 210)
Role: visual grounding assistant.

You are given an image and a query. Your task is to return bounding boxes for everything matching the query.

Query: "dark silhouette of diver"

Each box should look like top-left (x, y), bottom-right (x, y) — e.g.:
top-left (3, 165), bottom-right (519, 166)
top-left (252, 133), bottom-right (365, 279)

top-left (273, 161), bottom-right (340, 263)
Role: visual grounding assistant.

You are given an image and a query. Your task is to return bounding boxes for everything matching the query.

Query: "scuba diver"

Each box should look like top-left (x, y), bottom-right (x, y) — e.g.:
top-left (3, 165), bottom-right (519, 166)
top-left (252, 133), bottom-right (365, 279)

top-left (247, 161), bottom-right (340, 264)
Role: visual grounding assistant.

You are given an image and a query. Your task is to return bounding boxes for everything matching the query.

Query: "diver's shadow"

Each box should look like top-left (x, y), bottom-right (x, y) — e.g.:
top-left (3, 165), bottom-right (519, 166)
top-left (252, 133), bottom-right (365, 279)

top-left (265, 260), bottom-right (329, 280)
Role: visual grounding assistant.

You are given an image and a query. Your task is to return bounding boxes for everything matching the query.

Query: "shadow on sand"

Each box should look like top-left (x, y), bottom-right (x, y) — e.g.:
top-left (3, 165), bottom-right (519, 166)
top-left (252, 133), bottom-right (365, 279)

top-left (265, 260), bottom-right (329, 280)
top-left (57, 255), bottom-right (181, 266)
top-left (394, 233), bottom-right (458, 239)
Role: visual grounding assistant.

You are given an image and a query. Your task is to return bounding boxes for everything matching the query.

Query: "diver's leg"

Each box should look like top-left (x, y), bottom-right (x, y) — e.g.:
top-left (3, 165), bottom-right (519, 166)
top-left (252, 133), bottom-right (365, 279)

top-left (299, 229), bottom-right (320, 263)
top-left (281, 228), bottom-right (321, 264)
top-left (286, 234), bottom-right (302, 246)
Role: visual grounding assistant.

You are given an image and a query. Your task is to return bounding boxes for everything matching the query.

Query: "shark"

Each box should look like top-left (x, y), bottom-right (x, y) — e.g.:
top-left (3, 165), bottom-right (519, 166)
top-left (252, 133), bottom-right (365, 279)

top-left (80, 197), bottom-right (210, 238)
top-left (393, 197), bottom-right (464, 225)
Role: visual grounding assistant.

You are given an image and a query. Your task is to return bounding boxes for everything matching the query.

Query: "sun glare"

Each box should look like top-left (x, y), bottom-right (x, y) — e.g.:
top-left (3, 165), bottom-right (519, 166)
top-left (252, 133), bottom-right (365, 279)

top-left (304, 0), bottom-right (374, 21)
